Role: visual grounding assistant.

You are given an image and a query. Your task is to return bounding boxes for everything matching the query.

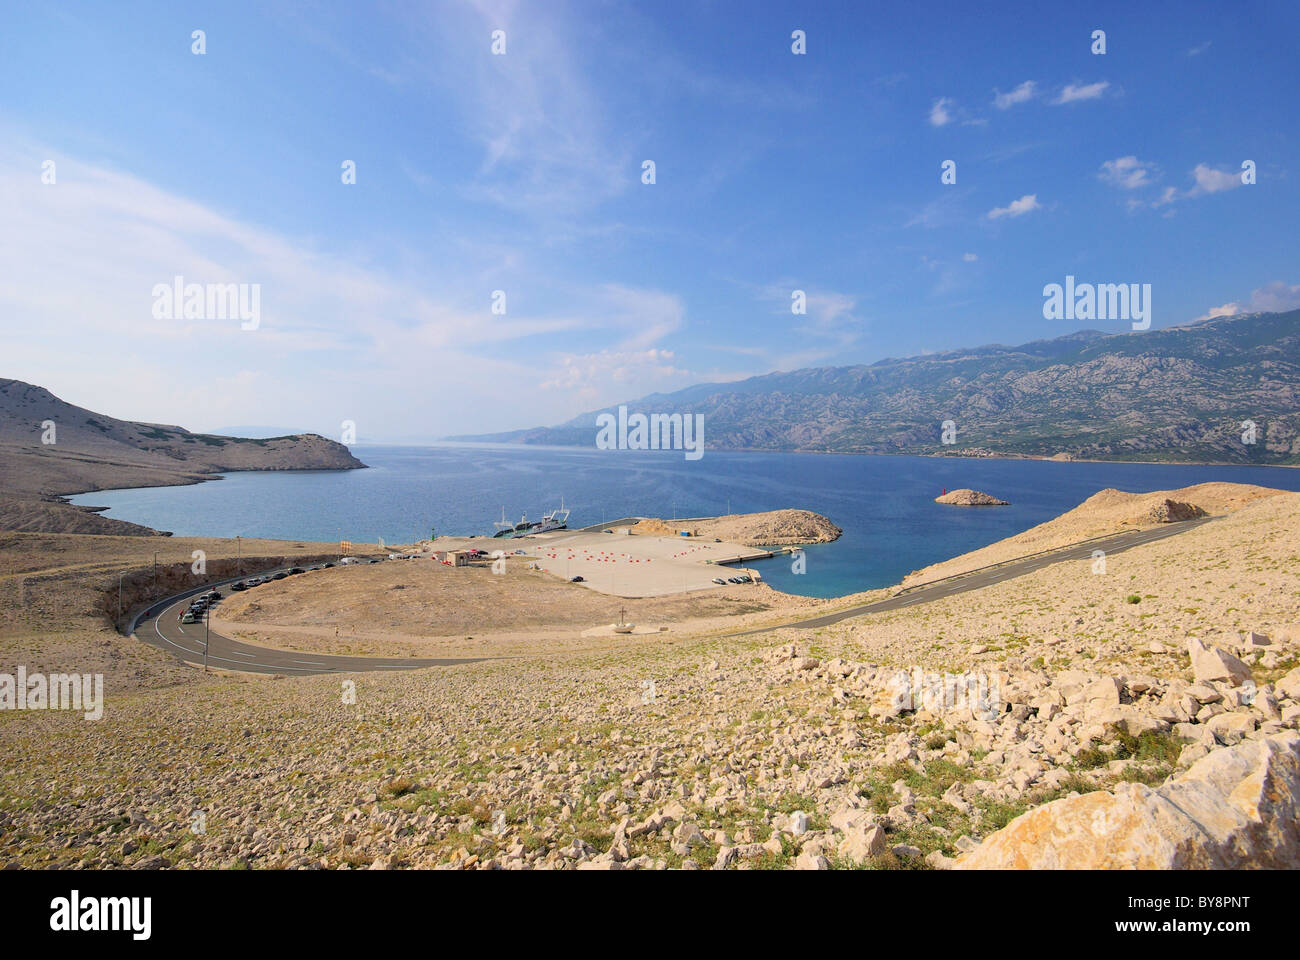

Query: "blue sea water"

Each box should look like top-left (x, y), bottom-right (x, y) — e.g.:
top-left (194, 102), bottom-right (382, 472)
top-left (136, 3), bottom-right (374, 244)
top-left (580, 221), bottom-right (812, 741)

top-left (69, 444), bottom-right (1300, 598)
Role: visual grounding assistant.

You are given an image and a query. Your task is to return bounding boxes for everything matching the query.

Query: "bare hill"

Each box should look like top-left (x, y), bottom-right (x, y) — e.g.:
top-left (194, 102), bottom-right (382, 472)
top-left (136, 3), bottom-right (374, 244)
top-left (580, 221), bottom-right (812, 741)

top-left (903, 482), bottom-right (1289, 586)
top-left (631, 509), bottom-right (842, 546)
top-left (0, 378), bottom-right (365, 534)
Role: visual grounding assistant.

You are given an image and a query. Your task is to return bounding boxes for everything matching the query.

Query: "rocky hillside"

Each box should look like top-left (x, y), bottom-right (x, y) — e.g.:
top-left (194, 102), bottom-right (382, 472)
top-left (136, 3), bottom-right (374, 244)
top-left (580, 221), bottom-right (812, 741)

top-left (631, 509), bottom-right (842, 546)
top-left (460, 310), bottom-right (1300, 464)
top-left (0, 378), bottom-right (365, 534)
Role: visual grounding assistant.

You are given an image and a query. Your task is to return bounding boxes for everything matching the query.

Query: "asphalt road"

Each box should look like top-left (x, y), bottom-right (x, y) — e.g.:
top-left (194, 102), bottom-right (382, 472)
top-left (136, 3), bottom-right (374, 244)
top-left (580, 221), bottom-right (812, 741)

top-left (132, 564), bottom-right (491, 676)
top-left (133, 517), bottom-right (1213, 673)
top-left (727, 516), bottom-right (1215, 638)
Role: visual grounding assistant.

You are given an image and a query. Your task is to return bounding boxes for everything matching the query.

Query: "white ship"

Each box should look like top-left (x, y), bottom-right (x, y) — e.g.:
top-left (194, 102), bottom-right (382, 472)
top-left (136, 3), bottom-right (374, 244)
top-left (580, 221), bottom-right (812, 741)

top-left (492, 501), bottom-right (570, 538)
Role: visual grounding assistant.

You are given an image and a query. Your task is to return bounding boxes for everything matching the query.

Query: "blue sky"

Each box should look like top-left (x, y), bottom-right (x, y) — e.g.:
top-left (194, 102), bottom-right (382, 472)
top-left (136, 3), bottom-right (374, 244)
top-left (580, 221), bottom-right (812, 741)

top-left (2, 1), bottom-right (1297, 441)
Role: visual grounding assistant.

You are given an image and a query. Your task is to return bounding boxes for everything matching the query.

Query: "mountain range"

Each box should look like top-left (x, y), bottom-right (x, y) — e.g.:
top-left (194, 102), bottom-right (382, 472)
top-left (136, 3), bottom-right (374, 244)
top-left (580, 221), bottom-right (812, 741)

top-left (458, 311), bottom-right (1300, 465)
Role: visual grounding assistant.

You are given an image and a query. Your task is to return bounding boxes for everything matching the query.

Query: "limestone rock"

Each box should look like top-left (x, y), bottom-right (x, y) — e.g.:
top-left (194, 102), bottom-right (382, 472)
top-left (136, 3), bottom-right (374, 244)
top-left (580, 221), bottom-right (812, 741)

top-left (837, 824), bottom-right (886, 863)
top-left (1187, 637), bottom-right (1253, 687)
top-left (954, 733), bottom-right (1300, 869)
top-left (1143, 499), bottom-right (1207, 523)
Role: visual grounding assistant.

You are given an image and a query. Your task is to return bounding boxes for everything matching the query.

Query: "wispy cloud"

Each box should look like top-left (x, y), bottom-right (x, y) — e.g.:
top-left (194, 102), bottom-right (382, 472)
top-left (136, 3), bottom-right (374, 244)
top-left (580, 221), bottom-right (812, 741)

top-left (993, 81), bottom-right (1036, 109)
top-left (1099, 156), bottom-right (1159, 190)
top-left (987, 194), bottom-right (1041, 219)
top-left (0, 139), bottom-right (690, 435)
top-left (1052, 81), bottom-right (1110, 104)
top-left (1187, 163), bottom-right (1244, 196)
top-left (929, 97), bottom-right (955, 127)
top-left (1187, 41), bottom-right (1212, 56)
top-left (1196, 282), bottom-right (1300, 321)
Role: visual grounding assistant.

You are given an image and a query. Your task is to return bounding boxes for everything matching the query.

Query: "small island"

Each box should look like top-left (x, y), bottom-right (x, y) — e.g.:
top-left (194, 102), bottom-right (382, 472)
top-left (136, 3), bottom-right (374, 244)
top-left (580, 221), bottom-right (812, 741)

top-left (935, 488), bottom-right (1009, 506)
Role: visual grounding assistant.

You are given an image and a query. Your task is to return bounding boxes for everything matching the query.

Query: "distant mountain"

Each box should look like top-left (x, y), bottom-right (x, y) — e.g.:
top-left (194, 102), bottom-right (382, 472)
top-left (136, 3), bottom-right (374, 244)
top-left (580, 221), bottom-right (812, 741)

top-left (0, 379), bottom-right (365, 535)
top-left (456, 311), bottom-right (1300, 465)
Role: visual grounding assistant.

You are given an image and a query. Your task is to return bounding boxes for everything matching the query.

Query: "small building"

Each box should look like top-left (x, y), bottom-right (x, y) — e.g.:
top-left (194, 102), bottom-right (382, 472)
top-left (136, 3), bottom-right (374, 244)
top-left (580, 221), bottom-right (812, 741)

top-left (445, 551), bottom-right (468, 567)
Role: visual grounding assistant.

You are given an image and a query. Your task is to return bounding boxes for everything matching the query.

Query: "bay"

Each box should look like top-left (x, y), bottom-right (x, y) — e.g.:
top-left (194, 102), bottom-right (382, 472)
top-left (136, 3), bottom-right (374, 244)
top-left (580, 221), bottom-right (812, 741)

top-left (70, 444), bottom-right (1300, 598)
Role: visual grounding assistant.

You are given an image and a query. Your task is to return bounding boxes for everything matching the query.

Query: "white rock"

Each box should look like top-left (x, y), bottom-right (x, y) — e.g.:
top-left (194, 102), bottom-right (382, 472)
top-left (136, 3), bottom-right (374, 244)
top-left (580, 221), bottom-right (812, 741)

top-left (1188, 637), bottom-right (1253, 687)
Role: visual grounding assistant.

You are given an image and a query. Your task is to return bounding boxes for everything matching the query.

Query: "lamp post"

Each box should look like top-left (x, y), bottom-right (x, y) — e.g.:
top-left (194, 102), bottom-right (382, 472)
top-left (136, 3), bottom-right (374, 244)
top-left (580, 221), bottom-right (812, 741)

top-left (203, 607), bottom-right (210, 673)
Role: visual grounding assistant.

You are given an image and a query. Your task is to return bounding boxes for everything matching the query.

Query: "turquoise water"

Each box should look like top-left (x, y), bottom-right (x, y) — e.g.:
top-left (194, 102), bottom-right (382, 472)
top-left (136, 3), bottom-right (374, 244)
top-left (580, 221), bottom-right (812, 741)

top-left (70, 444), bottom-right (1300, 598)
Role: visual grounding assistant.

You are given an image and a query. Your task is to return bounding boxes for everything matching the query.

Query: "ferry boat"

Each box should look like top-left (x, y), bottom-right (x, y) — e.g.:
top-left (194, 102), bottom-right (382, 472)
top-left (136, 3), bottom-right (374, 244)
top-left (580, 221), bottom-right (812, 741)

top-left (491, 501), bottom-right (570, 538)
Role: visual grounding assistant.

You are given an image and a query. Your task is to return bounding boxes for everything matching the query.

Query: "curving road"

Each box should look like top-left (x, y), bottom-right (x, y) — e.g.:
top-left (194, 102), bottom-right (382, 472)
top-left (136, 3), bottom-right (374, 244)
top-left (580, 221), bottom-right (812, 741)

top-left (131, 565), bottom-right (491, 675)
top-left (131, 518), bottom-right (1213, 672)
top-left (727, 516), bottom-right (1215, 638)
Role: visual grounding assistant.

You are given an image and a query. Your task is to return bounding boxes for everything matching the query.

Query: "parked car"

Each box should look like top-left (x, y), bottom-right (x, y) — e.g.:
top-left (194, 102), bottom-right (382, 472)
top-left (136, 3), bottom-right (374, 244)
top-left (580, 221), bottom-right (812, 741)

top-left (368, 559), bottom-right (381, 564)
top-left (231, 581), bottom-right (247, 591)
top-left (727, 577), bottom-right (741, 584)
top-left (570, 575), bottom-right (585, 583)
top-left (711, 577), bottom-right (726, 585)
top-left (288, 567), bottom-right (304, 575)
top-left (322, 563), bottom-right (335, 569)
top-left (180, 611), bottom-right (199, 625)
top-left (245, 577), bottom-right (263, 587)
top-left (271, 572), bottom-right (287, 580)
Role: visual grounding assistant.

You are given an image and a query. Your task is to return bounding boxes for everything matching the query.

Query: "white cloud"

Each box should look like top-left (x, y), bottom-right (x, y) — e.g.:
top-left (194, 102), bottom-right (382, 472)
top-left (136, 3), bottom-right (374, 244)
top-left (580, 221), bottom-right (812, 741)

top-left (1195, 282), bottom-right (1300, 321)
top-left (1099, 155), bottom-right (1158, 189)
top-left (993, 81), bottom-right (1036, 109)
top-left (1187, 41), bottom-right (1212, 56)
top-left (756, 284), bottom-right (866, 347)
top-left (987, 194), bottom-right (1041, 219)
top-left (962, 252), bottom-right (978, 262)
top-left (1052, 81), bottom-right (1110, 104)
top-left (0, 139), bottom-right (689, 437)
top-left (538, 347), bottom-right (691, 399)
top-left (1187, 163), bottom-right (1243, 196)
top-left (929, 97), bottom-right (954, 127)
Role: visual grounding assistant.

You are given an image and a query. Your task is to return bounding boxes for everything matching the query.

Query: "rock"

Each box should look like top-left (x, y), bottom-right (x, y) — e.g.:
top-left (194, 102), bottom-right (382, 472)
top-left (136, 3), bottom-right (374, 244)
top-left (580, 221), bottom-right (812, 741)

top-left (837, 824), bottom-right (886, 863)
top-left (934, 489), bottom-right (1009, 506)
top-left (1069, 677), bottom-right (1123, 717)
top-left (788, 811), bottom-right (809, 836)
top-left (954, 733), bottom-right (1300, 869)
top-left (925, 850), bottom-right (956, 869)
top-left (1187, 637), bottom-right (1253, 687)
top-left (829, 806), bottom-right (875, 833)
top-left (1205, 712), bottom-right (1255, 746)
top-left (1276, 668), bottom-right (1300, 703)
top-left (1143, 499), bottom-right (1207, 523)
top-left (793, 850), bottom-right (830, 870)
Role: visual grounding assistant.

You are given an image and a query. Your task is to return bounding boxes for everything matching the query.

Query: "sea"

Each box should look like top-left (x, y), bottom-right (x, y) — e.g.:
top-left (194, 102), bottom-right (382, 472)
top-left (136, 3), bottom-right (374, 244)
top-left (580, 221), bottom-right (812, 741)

top-left (69, 444), bottom-right (1300, 599)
